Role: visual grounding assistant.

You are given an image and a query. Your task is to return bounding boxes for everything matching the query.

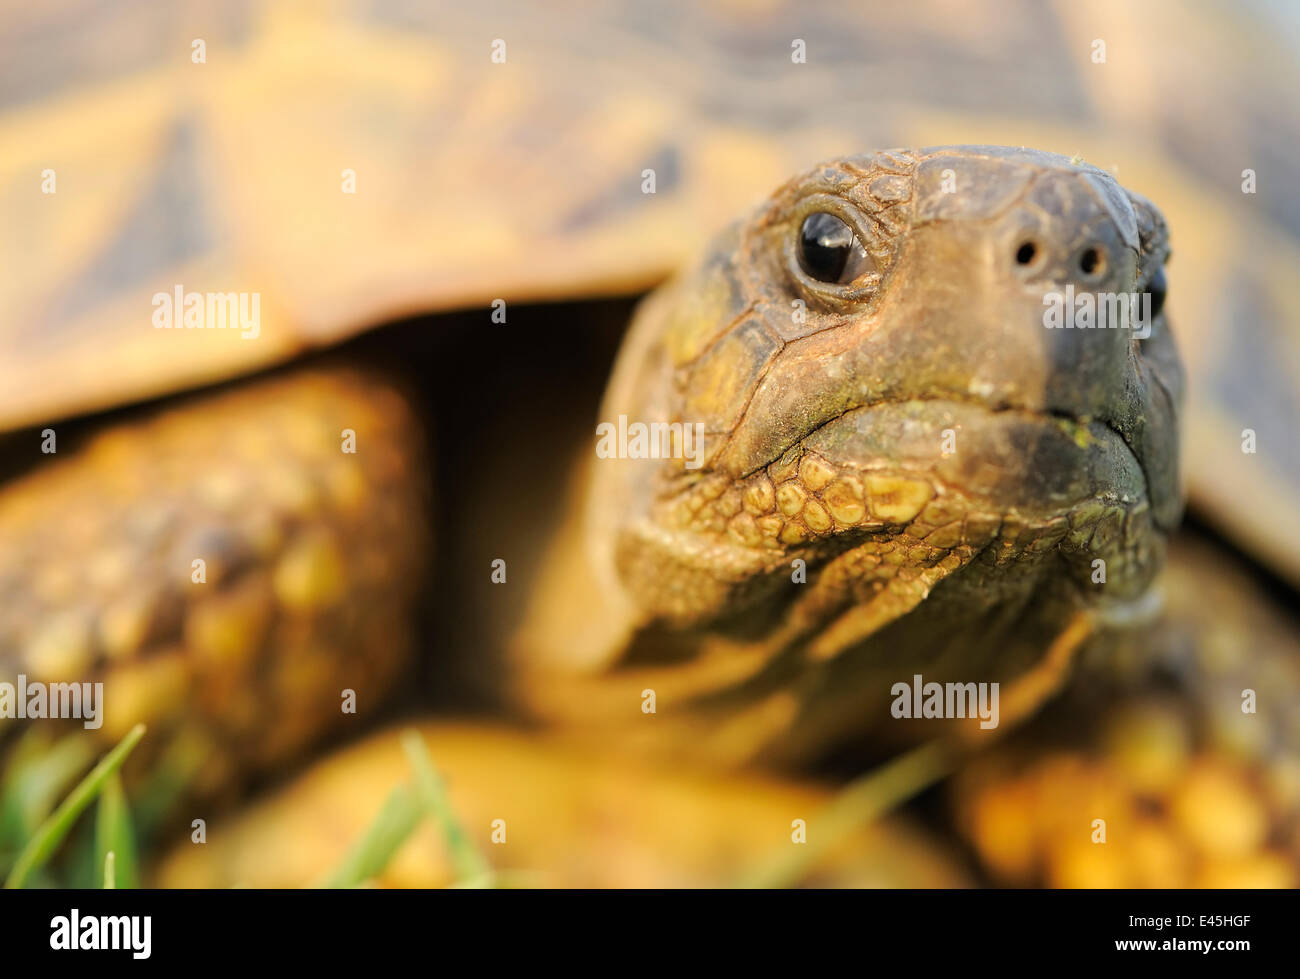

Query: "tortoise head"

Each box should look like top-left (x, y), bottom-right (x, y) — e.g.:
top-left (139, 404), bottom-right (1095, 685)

top-left (596, 146), bottom-right (1182, 627)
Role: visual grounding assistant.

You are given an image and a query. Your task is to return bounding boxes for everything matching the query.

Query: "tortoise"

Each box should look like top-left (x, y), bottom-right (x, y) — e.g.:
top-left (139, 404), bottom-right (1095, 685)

top-left (1, 0), bottom-right (1297, 888)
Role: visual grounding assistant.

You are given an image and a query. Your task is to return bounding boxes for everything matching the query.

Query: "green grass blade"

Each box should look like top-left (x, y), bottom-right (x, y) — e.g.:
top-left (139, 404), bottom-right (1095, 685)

top-left (0, 733), bottom-right (96, 856)
top-left (102, 851), bottom-right (116, 889)
top-left (3, 723), bottom-right (146, 889)
top-left (94, 772), bottom-right (138, 889)
top-left (737, 740), bottom-right (954, 889)
top-left (400, 730), bottom-right (492, 885)
top-left (318, 785), bottom-right (424, 888)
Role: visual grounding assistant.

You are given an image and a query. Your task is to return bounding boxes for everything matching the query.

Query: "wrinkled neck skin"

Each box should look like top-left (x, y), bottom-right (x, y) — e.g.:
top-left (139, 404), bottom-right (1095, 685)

top-left (590, 450), bottom-right (1166, 768)
top-left (682, 534), bottom-right (1157, 766)
top-left (514, 450), bottom-right (1166, 769)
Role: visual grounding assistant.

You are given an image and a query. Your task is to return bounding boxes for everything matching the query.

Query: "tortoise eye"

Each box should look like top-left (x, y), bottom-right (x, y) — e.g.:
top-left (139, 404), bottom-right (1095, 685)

top-left (797, 212), bottom-right (867, 283)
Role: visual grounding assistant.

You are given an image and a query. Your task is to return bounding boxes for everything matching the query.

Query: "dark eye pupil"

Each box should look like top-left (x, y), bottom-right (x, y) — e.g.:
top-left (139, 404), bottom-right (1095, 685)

top-left (1147, 266), bottom-right (1167, 319)
top-left (798, 212), bottom-right (855, 282)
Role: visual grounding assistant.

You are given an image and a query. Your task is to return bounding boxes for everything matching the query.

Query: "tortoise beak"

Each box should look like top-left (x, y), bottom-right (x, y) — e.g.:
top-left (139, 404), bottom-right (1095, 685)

top-left (886, 158), bottom-right (1182, 530)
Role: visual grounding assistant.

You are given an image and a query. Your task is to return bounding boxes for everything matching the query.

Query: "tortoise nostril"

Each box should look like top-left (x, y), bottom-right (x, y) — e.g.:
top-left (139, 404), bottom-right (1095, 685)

top-left (1015, 241), bottom-right (1038, 266)
top-left (1079, 246), bottom-right (1105, 277)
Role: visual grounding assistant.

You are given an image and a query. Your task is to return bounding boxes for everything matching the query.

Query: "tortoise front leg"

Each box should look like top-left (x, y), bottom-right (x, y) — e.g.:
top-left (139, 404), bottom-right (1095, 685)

top-left (0, 366), bottom-right (429, 797)
top-left (954, 534), bottom-right (1300, 888)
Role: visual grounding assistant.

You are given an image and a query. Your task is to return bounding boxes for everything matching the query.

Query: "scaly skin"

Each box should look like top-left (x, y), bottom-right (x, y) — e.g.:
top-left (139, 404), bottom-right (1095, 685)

top-left (0, 367), bottom-right (428, 795)
top-left (515, 146), bottom-right (1182, 767)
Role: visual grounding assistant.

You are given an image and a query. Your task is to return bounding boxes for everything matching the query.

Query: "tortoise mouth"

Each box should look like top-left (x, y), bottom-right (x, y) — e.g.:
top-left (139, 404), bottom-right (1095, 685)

top-left (640, 397), bottom-right (1162, 605)
top-left (651, 396), bottom-right (1166, 602)
top-left (790, 397), bottom-right (1152, 523)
